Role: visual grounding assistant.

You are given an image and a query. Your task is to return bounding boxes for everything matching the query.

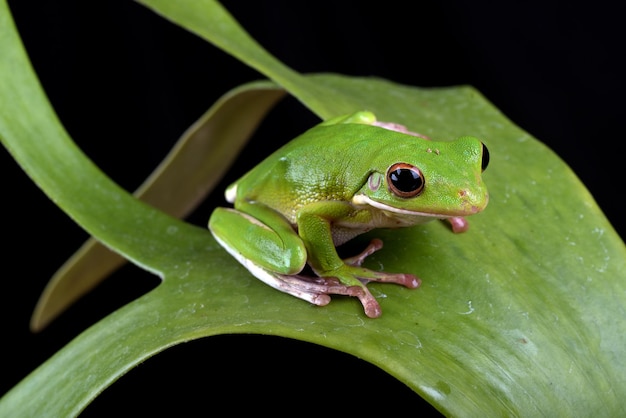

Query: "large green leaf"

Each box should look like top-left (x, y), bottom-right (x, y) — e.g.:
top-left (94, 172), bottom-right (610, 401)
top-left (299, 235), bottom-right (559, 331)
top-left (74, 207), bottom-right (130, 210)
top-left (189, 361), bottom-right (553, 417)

top-left (1, 1), bottom-right (624, 417)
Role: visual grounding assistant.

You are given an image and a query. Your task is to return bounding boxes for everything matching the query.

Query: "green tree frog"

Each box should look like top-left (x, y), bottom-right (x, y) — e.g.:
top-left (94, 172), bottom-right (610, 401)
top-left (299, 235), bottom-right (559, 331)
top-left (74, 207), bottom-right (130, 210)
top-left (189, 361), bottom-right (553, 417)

top-left (209, 111), bottom-right (489, 317)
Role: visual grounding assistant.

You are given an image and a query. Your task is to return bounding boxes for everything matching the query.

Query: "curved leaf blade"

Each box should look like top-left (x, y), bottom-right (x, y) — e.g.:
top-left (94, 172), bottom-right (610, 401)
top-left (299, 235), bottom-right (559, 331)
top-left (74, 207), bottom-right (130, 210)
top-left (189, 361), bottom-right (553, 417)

top-left (30, 82), bottom-right (285, 331)
top-left (136, 0), bottom-right (363, 119)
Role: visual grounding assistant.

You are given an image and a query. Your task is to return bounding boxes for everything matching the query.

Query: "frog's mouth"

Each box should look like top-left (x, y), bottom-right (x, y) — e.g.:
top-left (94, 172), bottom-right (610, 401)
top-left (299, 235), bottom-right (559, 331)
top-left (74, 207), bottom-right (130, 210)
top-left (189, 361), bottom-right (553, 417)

top-left (352, 194), bottom-right (477, 218)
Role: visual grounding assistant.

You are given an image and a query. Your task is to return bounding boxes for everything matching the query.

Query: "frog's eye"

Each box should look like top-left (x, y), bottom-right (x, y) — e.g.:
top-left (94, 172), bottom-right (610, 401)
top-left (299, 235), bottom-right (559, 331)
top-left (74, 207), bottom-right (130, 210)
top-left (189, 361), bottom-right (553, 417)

top-left (387, 163), bottom-right (424, 198)
top-left (481, 142), bottom-right (490, 172)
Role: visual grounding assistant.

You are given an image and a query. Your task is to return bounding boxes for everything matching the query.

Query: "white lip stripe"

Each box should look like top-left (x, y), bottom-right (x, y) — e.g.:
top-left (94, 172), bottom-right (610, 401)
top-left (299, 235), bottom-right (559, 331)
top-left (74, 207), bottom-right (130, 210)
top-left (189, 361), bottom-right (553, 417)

top-left (352, 194), bottom-right (450, 218)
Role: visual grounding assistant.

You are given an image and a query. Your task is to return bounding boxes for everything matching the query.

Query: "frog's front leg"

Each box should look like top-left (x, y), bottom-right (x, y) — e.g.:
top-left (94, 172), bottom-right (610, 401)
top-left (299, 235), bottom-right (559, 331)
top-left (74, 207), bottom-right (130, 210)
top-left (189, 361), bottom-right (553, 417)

top-left (297, 202), bottom-right (420, 318)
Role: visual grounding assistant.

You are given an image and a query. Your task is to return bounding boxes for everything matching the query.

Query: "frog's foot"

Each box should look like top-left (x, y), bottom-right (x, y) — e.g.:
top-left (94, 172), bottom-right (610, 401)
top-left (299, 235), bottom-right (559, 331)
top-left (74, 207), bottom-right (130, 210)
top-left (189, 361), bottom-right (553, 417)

top-left (244, 239), bottom-right (420, 318)
top-left (278, 274), bottom-right (385, 318)
top-left (342, 238), bottom-right (384, 267)
top-left (446, 216), bottom-right (469, 233)
top-left (342, 239), bottom-right (421, 288)
top-left (280, 239), bottom-right (420, 318)
top-left (373, 120), bottom-right (431, 140)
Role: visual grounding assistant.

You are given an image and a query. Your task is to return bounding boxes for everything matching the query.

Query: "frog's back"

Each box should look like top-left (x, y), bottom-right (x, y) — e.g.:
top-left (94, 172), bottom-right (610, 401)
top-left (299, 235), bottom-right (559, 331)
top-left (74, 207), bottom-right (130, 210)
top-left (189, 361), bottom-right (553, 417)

top-left (231, 124), bottom-right (392, 222)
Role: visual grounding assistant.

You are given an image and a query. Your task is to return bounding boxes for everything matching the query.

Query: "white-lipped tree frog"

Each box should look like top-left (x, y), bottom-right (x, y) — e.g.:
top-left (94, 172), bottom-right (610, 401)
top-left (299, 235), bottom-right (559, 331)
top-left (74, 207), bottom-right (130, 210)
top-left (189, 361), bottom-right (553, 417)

top-left (209, 111), bottom-right (489, 317)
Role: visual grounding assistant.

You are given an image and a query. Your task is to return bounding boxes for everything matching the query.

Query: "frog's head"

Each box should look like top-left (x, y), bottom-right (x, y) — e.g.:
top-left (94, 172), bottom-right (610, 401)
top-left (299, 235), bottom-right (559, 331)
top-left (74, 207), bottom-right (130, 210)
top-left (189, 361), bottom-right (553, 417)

top-left (353, 135), bottom-right (489, 223)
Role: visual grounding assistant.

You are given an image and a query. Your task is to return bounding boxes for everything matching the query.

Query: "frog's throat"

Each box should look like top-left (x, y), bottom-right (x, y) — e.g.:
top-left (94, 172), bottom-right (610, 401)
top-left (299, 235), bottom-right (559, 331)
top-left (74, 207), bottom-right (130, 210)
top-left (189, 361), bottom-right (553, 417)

top-left (351, 194), bottom-right (451, 218)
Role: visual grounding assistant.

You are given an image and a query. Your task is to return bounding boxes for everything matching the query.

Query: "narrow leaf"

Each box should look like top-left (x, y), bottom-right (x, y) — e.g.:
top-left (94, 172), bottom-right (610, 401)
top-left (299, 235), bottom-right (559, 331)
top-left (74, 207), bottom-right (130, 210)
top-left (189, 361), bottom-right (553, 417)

top-left (30, 82), bottom-right (285, 331)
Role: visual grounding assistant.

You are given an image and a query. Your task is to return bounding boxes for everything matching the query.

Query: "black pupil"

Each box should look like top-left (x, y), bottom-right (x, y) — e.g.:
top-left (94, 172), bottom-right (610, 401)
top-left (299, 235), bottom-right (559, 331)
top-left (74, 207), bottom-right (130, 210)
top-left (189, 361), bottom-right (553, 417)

top-left (390, 168), bottom-right (422, 193)
top-left (481, 143), bottom-right (490, 172)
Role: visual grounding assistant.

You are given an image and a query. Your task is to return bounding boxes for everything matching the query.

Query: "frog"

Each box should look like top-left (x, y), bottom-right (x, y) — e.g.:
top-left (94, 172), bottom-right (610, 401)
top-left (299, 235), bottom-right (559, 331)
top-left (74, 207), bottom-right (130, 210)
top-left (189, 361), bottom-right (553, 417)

top-left (209, 111), bottom-right (489, 317)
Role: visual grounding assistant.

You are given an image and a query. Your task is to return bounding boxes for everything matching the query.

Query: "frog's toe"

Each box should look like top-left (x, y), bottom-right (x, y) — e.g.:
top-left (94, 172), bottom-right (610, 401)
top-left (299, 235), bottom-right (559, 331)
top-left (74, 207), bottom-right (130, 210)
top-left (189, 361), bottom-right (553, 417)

top-left (277, 279), bottom-right (331, 307)
top-left (269, 266), bottom-right (417, 318)
top-left (367, 271), bottom-right (421, 289)
top-left (363, 300), bottom-right (382, 318)
top-left (343, 239), bottom-right (384, 267)
top-left (342, 240), bottom-right (421, 289)
top-left (310, 293), bottom-right (331, 306)
top-left (446, 216), bottom-right (469, 233)
top-left (278, 274), bottom-right (383, 316)
top-left (354, 288), bottom-right (382, 318)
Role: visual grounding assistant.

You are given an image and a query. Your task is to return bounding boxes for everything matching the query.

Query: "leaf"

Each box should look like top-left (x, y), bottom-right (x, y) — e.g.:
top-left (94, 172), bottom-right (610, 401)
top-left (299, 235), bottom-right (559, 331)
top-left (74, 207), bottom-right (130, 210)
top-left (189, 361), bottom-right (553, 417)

top-left (29, 81), bottom-right (286, 331)
top-left (1, 1), bottom-right (625, 417)
top-left (136, 0), bottom-right (366, 119)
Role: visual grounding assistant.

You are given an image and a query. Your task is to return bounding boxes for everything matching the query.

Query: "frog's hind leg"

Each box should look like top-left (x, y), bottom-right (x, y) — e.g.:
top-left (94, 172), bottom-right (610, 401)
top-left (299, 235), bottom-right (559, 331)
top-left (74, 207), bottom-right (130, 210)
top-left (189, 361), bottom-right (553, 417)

top-left (210, 206), bottom-right (330, 305)
top-left (228, 248), bottom-right (333, 307)
top-left (209, 205), bottom-right (307, 275)
top-left (210, 207), bottom-right (420, 317)
top-left (210, 208), bottom-right (385, 312)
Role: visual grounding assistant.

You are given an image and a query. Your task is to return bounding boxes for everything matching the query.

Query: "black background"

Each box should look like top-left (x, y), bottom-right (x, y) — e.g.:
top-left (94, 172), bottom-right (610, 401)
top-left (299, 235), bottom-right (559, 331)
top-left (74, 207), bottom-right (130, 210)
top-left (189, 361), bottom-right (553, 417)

top-left (2, 1), bottom-right (624, 416)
